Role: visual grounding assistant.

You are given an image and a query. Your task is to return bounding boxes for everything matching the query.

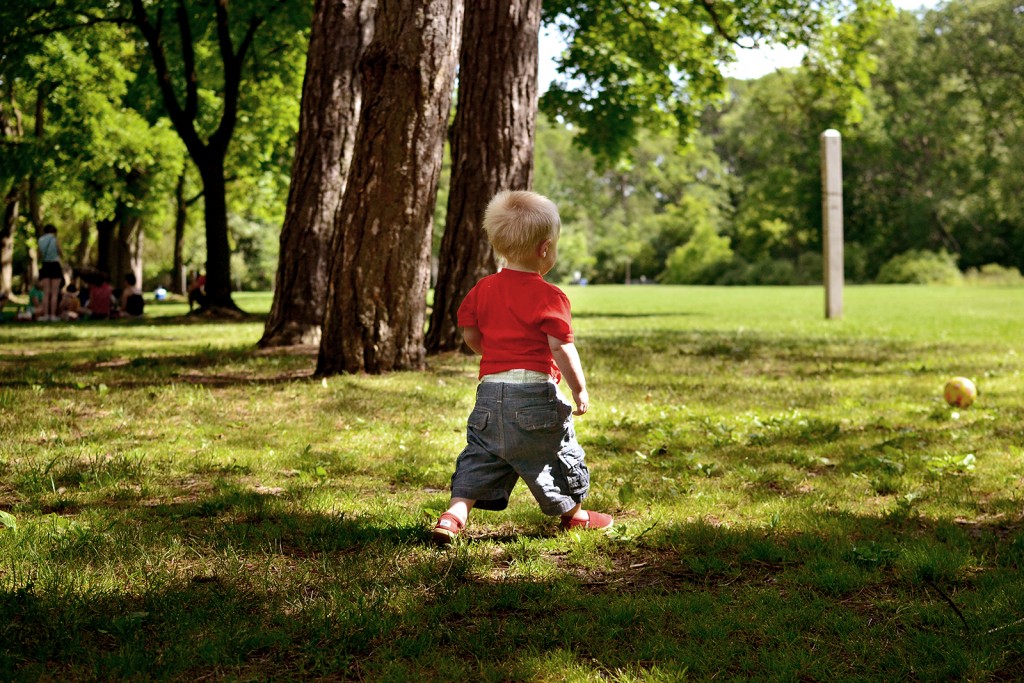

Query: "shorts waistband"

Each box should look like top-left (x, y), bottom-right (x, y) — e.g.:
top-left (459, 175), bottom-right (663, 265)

top-left (480, 369), bottom-right (555, 384)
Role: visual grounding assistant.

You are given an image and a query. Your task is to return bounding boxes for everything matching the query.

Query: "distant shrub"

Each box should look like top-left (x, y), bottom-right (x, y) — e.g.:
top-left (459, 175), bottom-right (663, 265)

top-left (659, 223), bottom-right (733, 284)
top-left (964, 263), bottom-right (1024, 286)
top-left (875, 250), bottom-right (962, 285)
top-left (794, 252), bottom-right (823, 285)
top-left (843, 242), bottom-right (871, 284)
top-left (754, 258), bottom-right (796, 285)
top-left (714, 252), bottom-right (822, 286)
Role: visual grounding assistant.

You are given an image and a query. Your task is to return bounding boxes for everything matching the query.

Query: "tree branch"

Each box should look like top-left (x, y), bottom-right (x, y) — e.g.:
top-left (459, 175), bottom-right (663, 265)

top-left (695, 0), bottom-right (741, 46)
top-left (210, 0), bottom-right (286, 151)
top-left (176, 0), bottom-right (199, 125)
top-left (214, 0), bottom-right (235, 80)
top-left (615, 0), bottom-right (661, 61)
top-left (130, 0), bottom-right (204, 157)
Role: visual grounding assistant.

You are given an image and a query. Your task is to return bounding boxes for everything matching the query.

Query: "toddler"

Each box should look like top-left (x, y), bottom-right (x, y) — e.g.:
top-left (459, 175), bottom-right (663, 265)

top-left (432, 190), bottom-right (613, 544)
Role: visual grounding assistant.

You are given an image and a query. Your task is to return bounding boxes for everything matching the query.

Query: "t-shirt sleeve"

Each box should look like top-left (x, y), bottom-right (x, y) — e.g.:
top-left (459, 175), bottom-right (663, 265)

top-left (457, 284), bottom-right (479, 328)
top-left (537, 289), bottom-right (574, 343)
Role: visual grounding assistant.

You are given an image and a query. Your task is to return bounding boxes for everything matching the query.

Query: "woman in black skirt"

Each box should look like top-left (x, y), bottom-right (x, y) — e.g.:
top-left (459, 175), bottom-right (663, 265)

top-left (37, 224), bottom-right (63, 321)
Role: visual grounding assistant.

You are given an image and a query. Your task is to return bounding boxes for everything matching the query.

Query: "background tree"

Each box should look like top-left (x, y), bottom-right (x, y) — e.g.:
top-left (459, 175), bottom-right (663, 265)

top-left (425, 0), bottom-right (542, 354)
top-left (121, 0), bottom-right (308, 312)
top-left (929, 0), bottom-right (1024, 269)
top-left (540, 0), bottom-right (888, 164)
top-left (0, 20), bottom-right (184, 293)
top-left (5, 0), bottom-right (307, 303)
top-left (316, 0), bottom-right (463, 375)
top-left (260, 0), bottom-right (376, 348)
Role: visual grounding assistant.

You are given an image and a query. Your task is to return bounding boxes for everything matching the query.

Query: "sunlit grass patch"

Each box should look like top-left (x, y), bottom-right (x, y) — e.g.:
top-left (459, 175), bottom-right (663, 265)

top-left (1, 285), bottom-right (1022, 679)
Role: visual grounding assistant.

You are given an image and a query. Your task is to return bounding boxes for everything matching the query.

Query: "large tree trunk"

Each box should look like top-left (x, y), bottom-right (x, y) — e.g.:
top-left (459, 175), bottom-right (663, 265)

top-left (172, 171), bottom-right (187, 295)
top-left (197, 154), bottom-right (236, 311)
top-left (0, 91), bottom-right (23, 297)
top-left (316, 0), bottom-right (464, 375)
top-left (96, 218), bottom-right (115, 277)
top-left (260, 0), bottom-right (376, 348)
top-left (425, 0), bottom-right (541, 354)
top-left (74, 217), bottom-right (91, 269)
top-left (0, 186), bottom-right (17, 296)
top-left (114, 206), bottom-right (143, 287)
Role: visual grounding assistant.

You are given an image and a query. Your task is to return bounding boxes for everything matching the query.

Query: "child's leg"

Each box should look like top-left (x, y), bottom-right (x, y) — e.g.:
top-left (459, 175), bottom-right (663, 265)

top-left (563, 502), bottom-right (584, 520)
top-left (444, 497), bottom-right (476, 524)
top-left (432, 497), bottom-right (476, 544)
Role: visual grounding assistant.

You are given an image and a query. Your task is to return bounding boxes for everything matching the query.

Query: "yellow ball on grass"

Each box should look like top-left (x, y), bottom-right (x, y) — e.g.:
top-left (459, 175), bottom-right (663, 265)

top-left (944, 377), bottom-right (977, 408)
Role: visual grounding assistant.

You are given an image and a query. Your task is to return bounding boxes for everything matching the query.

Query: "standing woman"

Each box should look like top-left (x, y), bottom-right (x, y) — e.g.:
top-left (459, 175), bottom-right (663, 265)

top-left (37, 224), bottom-right (63, 322)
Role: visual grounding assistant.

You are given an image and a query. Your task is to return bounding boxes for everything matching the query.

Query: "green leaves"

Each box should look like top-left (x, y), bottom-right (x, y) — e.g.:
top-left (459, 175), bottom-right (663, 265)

top-left (0, 510), bottom-right (16, 532)
top-left (540, 0), bottom-right (882, 165)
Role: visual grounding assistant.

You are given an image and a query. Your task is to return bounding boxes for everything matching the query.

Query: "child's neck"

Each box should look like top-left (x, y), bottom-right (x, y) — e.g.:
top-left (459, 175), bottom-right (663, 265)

top-left (502, 259), bottom-right (543, 274)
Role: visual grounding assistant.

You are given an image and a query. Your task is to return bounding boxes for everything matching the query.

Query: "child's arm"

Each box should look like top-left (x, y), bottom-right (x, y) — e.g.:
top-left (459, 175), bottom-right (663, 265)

top-left (461, 326), bottom-right (484, 355)
top-left (548, 336), bottom-right (589, 416)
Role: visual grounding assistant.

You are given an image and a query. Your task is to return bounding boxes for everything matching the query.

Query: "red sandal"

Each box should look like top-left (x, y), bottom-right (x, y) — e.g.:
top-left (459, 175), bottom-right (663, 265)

top-left (560, 510), bottom-right (614, 531)
top-left (431, 512), bottom-right (465, 545)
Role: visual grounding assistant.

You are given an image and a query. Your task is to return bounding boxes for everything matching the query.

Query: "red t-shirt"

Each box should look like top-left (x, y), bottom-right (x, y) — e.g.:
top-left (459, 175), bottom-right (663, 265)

top-left (89, 283), bottom-right (113, 316)
top-left (458, 269), bottom-right (574, 381)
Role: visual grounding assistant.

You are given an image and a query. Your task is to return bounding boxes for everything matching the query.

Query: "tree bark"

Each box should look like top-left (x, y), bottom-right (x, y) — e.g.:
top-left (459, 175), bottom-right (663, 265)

top-left (114, 204), bottom-right (143, 287)
top-left (196, 153), bottom-right (234, 310)
top-left (74, 217), bottom-right (90, 270)
top-left (0, 89), bottom-right (23, 296)
top-left (0, 185), bottom-right (17, 296)
top-left (96, 217), bottom-right (115, 276)
top-left (316, 0), bottom-right (464, 375)
top-left (260, 0), bottom-right (376, 348)
top-left (425, 0), bottom-right (541, 354)
top-left (172, 171), bottom-right (187, 294)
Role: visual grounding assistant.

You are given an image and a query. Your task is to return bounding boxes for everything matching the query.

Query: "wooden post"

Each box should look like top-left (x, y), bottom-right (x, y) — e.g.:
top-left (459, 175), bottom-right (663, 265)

top-left (821, 129), bottom-right (843, 319)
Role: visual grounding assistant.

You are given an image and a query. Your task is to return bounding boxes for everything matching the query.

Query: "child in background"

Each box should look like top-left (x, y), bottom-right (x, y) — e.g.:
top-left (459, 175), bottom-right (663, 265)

top-left (83, 275), bottom-right (113, 320)
top-left (60, 284), bottom-right (82, 321)
top-left (27, 282), bottom-right (44, 321)
top-left (432, 190), bottom-right (613, 545)
top-left (119, 273), bottom-right (145, 317)
top-left (187, 272), bottom-right (207, 311)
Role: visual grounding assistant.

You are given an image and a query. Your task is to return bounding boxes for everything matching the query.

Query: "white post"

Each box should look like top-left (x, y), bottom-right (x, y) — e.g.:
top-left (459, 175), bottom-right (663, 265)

top-left (821, 129), bottom-right (844, 319)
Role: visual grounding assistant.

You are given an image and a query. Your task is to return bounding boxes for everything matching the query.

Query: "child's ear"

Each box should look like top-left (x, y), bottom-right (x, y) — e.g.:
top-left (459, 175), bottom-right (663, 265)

top-left (538, 238), bottom-right (552, 258)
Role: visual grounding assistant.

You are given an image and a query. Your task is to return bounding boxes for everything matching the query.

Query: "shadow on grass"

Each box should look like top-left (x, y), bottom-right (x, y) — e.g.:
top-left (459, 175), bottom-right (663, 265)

top-left (0, 326), bottom-right (981, 395)
top-left (3, 497), bottom-right (1024, 681)
top-left (0, 345), bottom-right (317, 389)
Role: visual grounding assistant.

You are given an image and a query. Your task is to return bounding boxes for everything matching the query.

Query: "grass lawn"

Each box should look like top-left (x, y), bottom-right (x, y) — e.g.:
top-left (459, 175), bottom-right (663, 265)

top-left (1, 285), bottom-right (1023, 681)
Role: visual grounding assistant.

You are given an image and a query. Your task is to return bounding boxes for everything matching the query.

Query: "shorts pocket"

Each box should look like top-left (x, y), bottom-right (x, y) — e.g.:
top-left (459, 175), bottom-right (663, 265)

top-left (517, 406), bottom-right (562, 431)
top-left (557, 448), bottom-right (590, 495)
top-left (467, 408), bottom-right (489, 431)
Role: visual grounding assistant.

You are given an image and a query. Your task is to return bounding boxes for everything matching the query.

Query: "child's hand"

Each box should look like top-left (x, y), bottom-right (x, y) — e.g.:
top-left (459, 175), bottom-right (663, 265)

top-left (572, 388), bottom-right (589, 416)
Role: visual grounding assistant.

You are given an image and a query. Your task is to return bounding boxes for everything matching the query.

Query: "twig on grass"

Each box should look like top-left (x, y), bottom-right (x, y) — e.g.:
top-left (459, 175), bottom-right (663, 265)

top-left (985, 615), bottom-right (1024, 636)
top-left (925, 577), bottom-right (971, 633)
top-left (632, 520), bottom-right (660, 541)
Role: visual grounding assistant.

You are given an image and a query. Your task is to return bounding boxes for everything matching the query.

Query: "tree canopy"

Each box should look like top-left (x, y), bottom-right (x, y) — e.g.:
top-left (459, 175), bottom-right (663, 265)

top-left (2, 0), bottom-right (1021, 314)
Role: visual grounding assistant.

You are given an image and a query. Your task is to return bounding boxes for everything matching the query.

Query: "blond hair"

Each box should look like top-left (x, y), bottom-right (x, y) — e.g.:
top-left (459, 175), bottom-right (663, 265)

top-left (483, 191), bottom-right (561, 263)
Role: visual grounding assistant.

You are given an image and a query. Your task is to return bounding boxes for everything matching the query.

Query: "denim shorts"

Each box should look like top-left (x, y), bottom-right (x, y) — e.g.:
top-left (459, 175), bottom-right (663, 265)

top-left (450, 381), bottom-right (590, 516)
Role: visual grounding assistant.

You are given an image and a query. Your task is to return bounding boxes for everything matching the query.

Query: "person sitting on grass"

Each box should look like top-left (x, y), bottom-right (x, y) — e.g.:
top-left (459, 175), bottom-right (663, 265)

top-left (119, 273), bottom-right (145, 317)
top-left (26, 281), bottom-right (44, 321)
top-left (187, 271), bottom-right (207, 311)
top-left (82, 274), bottom-right (113, 320)
top-left (59, 284), bottom-right (82, 321)
top-left (432, 190), bottom-right (613, 545)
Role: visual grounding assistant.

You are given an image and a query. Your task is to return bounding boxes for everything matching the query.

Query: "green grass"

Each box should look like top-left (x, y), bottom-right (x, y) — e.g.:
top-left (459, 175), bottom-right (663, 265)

top-left (1, 285), bottom-right (1023, 681)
